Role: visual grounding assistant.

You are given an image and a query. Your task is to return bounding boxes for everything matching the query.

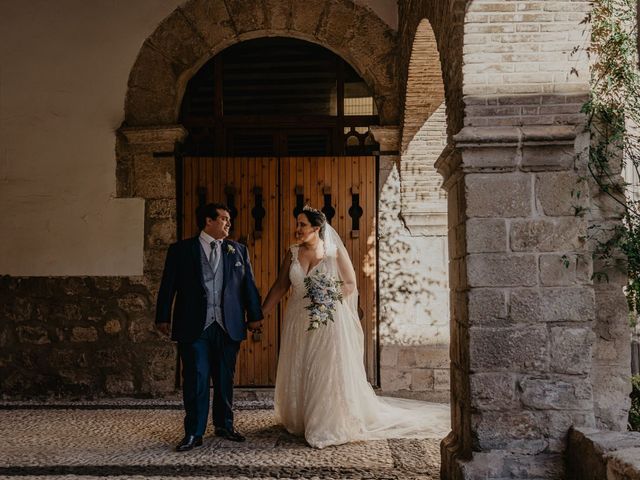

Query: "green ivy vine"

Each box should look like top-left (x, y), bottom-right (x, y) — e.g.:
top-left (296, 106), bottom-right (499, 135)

top-left (583, 0), bottom-right (640, 318)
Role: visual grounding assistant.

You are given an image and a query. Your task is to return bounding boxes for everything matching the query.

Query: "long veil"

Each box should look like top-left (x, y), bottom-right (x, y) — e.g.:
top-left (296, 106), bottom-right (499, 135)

top-left (319, 223), bottom-right (451, 443)
top-left (322, 222), bottom-right (361, 332)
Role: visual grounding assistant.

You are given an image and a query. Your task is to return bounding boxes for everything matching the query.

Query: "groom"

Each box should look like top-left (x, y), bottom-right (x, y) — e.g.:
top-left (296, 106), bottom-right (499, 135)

top-left (156, 203), bottom-right (263, 451)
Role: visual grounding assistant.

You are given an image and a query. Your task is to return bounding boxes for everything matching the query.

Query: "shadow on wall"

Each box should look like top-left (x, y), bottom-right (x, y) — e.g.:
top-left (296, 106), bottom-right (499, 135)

top-left (378, 165), bottom-right (449, 347)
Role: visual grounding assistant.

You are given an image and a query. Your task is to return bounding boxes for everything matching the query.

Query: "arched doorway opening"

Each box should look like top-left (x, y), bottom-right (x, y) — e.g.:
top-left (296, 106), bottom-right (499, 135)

top-left (178, 37), bottom-right (380, 386)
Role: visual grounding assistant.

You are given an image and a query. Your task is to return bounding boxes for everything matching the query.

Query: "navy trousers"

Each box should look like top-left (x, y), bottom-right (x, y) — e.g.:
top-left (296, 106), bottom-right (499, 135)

top-left (178, 322), bottom-right (240, 436)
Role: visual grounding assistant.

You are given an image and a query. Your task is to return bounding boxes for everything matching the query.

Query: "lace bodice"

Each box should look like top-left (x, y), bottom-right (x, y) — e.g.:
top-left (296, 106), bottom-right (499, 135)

top-left (288, 244), bottom-right (327, 299)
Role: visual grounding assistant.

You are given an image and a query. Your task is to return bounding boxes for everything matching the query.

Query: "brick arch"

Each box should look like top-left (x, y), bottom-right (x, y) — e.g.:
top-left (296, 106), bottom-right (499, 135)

top-left (400, 19), bottom-right (445, 153)
top-left (396, 18), bottom-right (447, 235)
top-left (124, 0), bottom-right (400, 126)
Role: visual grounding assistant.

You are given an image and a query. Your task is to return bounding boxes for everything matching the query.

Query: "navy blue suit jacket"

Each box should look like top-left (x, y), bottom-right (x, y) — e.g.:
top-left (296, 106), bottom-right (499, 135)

top-left (155, 237), bottom-right (263, 343)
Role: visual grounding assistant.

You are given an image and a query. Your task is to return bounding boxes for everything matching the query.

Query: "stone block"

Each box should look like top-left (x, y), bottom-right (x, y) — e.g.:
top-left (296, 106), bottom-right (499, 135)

top-left (460, 452), bottom-right (564, 479)
top-left (592, 367), bottom-right (633, 431)
top-left (105, 375), bottom-right (135, 395)
top-left (472, 410), bottom-right (548, 453)
top-left (467, 253), bottom-right (537, 287)
top-left (434, 369), bottom-right (450, 391)
top-left (410, 368), bottom-right (434, 391)
top-left (127, 43), bottom-right (178, 92)
top-left (16, 326), bottom-right (50, 345)
top-left (466, 218), bottom-right (507, 253)
top-left (128, 318), bottom-right (160, 343)
top-left (71, 327), bottom-right (98, 342)
top-left (264, 0), bottom-right (293, 30)
top-left (519, 374), bottom-right (593, 410)
top-left (380, 367), bottom-right (411, 391)
top-left (539, 253), bottom-right (577, 286)
top-left (510, 217), bottom-right (587, 252)
top-left (146, 219), bottom-right (177, 248)
top-left (125, 86), bottom-right (177, 126)
top-left (536, 171), bottom-right (590, 216)
top-left (470, 372), bottom-right (518, 410)
top-left (397, 348), bottom-right (416, 367)
top-left (510, 287), bottom-right (595, 323)
top-left (415, 345), bottom-right (450, 368)
top-left (225, 0), bottom-right (267, 34)
top-left (379, 344), bottom-right (398, 367)
top-left (144, 248), bottom-right (169, 274)
top-left (461, 145), bottom-right (518, 170)
top-left (147, 198), bottom-right (176, 219)
top-left (468, 288), bottom-right (507, 326)
top-left (133, 157), bottom-right (176, 199)
top-left (465, 173), bottom-right (532, 218)
top-left (180, 0), bottom-right (237, 49)
top-left (315, 0), bottom-right (359, 47)
top-left (117, 293), bottom-right (150, 313)
top-left (550, 326), bottom-right (594, 374)
top-left (469, 325), bottom-right (549, 371)
top-left (521, 144), bottom-right (575, 171)
top-left (103, 319), bottom-right (122, 335)
top-left (147, 10), bottom-right (210, 68)
top-left (346, 11), bottom-right (396, 74)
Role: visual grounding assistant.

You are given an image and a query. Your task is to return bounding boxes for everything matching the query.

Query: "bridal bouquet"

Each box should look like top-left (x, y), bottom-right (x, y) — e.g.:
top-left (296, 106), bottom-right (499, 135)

top-left (303, 271), bottom-right (344, 331)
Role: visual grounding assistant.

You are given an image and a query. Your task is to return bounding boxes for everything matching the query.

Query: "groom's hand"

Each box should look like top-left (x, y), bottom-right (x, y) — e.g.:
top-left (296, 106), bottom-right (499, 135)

top-left (247, 321), bottom-right (263, 332)
top-left (156, 323), bottom-right (171, 336)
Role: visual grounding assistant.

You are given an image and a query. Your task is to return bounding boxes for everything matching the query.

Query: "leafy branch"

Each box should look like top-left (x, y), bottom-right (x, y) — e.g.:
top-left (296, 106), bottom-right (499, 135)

top-left (583, 0), bottom-right (640, 313)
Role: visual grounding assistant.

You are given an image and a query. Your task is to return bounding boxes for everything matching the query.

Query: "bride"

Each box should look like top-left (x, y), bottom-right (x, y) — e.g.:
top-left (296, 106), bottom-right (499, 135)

top-left (261, 205), bottom-right (450, 449)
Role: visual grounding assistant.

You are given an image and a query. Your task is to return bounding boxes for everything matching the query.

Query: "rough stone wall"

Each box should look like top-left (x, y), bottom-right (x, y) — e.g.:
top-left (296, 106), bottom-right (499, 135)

top-left (0, 276), bottom-right (175, 397)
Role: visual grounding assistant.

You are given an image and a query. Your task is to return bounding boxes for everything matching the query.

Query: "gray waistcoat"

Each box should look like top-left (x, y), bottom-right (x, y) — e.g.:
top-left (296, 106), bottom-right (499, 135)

top-left (200, 245), bottom-right (225, 332)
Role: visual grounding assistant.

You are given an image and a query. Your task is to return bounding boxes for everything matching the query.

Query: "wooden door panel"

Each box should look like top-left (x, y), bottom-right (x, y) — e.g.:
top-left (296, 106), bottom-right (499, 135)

top-left (182, 156), bottom-right (377, 386)
top-left (279, 156), bottom-right (377, 383)
top-left (182, 157), bottom-right (279, 386)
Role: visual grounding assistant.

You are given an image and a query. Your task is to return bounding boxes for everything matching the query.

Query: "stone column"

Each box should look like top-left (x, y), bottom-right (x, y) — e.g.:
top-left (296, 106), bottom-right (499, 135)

top-left (440, 126), bottom-right (599, 479)
top-left (116, 125), bottom-right (187, 395)
top-left (118, 125), bottom-right (187, 286)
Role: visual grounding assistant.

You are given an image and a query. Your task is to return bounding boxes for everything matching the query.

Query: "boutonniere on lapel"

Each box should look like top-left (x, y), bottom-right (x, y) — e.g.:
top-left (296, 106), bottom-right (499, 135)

top-left (225, 244), bottom-right (236, 255)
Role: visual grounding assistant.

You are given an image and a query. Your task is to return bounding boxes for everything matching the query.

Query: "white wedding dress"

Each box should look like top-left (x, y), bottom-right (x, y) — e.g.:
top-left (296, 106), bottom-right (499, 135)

top-left (274, 225), bottom-right (450, 449)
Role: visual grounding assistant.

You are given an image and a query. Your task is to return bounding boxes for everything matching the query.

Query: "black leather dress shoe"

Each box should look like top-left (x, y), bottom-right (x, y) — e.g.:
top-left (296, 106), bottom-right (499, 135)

top-left (215, 427), bottom-right (246, 442)
top-left (175, 435), bottom-right (203, 451)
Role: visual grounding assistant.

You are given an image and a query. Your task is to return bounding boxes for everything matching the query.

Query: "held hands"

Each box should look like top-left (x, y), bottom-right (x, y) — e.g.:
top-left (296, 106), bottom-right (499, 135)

top-left (247, 321), bottom-right (263, 332)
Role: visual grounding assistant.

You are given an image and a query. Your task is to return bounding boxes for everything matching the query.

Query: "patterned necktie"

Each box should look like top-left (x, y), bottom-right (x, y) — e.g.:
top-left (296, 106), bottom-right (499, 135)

top-left (210, 240), bottom-right (221, 271)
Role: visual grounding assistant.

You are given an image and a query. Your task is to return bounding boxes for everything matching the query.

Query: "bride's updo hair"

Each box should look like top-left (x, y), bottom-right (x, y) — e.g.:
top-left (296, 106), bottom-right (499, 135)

top-left (301, 205), bottom-right (327, 240)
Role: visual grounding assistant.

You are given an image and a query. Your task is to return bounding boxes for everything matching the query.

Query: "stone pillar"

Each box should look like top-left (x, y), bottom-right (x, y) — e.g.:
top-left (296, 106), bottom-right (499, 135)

top-left (116, 125), bottom-right (187, 394)
top-left (118, 125), bottom-right (187, 288)
top-left (440, 126), bottom-right (599, 479)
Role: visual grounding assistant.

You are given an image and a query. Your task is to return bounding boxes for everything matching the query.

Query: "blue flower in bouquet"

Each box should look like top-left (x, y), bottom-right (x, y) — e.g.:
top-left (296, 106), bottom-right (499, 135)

top-left (303, 271), bottom-right (344, 331)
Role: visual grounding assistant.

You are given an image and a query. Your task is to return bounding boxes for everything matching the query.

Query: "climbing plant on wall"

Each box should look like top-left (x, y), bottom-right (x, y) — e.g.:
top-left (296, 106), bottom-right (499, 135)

top-left (584, 0), bottom-right (640, 315)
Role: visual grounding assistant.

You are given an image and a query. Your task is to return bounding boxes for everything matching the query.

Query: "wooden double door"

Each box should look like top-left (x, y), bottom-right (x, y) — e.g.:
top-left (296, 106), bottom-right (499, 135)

top-left (181, 156), bottom-right (377, 385)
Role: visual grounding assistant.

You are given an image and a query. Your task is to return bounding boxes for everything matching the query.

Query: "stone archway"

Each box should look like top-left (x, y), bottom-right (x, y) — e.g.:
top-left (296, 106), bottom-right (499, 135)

top-left (124, 0), bottom-right (399, 127)
top-left (116, 0), bottom-right (402, 301)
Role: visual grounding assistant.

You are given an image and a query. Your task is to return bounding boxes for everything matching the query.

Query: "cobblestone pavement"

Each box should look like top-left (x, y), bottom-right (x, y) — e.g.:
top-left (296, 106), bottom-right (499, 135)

top-left (0, 399), bottom-right (446, 479)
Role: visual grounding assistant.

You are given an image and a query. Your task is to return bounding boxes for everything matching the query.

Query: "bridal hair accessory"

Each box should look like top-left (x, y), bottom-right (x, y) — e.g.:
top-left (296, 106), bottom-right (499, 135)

top-left (302, 204), bottom-right (322, 215)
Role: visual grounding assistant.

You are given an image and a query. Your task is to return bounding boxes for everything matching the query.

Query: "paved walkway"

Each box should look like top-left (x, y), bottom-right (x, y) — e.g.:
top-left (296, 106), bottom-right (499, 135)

top-left (0, 397), bottom-right (446, 479)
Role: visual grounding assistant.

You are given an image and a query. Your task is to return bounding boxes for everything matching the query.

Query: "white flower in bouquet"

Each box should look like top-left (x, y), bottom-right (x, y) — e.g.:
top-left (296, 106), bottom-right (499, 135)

top-left (303, 271), bottom-right (344, 331)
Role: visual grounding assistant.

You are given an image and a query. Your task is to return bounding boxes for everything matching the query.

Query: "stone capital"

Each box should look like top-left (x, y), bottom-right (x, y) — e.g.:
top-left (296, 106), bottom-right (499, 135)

top-left (369, 125), bottom-right (401, 153)
top-left (118, 125), bottom-right (188, 154)
top-left (453, 126), bottom-right (580, 173)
